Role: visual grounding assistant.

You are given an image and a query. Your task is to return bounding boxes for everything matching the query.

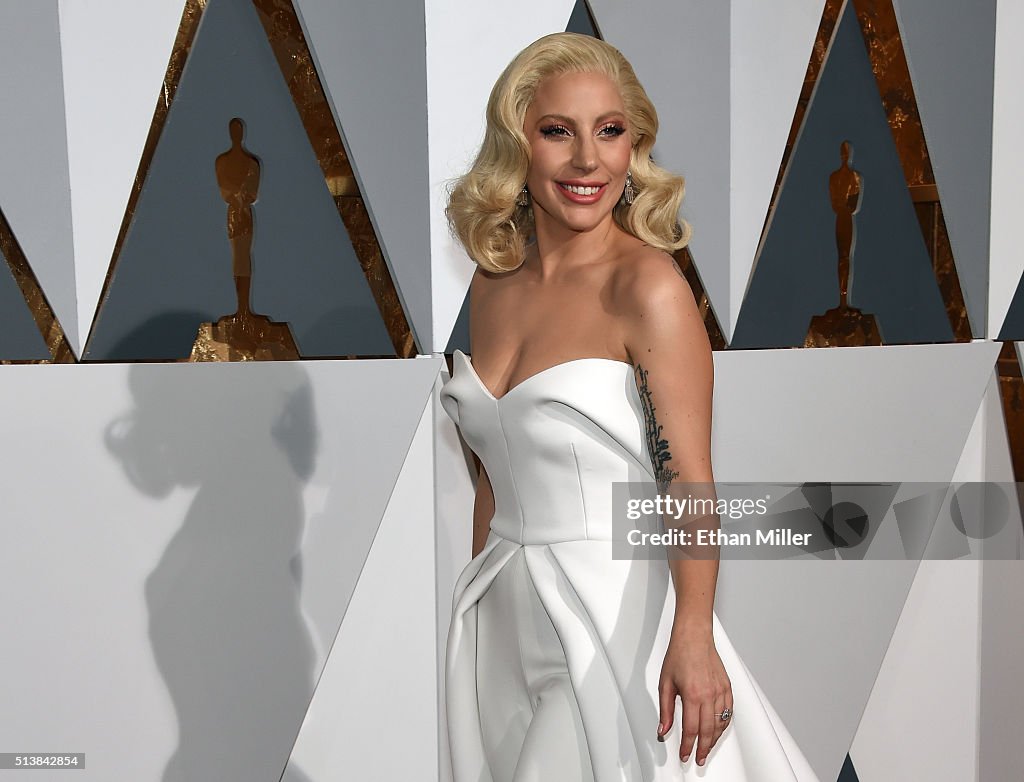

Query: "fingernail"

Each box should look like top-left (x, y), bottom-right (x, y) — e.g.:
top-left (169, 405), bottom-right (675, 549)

top-left (681, 754), bottom-right (689, 762)
top-left (698, 758), bottom-right (705, 766)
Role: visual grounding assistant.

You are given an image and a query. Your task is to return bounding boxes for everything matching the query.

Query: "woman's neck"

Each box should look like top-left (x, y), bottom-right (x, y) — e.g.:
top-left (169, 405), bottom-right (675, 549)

top-left (530, 212), bottom-right (622, 280)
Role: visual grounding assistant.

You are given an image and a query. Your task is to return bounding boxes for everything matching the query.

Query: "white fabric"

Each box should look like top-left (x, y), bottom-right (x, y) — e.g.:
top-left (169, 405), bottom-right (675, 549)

top-left (477, 545), bottom-right (595, 781)
top-left (440, 348), bottom-right (819, 781)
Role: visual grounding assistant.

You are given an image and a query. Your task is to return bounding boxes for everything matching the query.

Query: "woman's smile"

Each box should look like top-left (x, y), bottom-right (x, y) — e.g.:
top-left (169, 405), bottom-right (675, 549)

top-left (556, 180), bottom-right (607, 203)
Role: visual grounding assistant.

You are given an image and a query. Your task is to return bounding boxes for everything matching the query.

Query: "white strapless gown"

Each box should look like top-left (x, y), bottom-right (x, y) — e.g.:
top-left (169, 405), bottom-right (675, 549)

top-left (440, 348), bottom-right (819, 782)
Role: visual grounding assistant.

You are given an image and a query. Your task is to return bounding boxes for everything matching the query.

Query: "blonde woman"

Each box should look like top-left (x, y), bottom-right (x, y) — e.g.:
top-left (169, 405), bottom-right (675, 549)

top-left (440, 32), bottom-right (818, 782)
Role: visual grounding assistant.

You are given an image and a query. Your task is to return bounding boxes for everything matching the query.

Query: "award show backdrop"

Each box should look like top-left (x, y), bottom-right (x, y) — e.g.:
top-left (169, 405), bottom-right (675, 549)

top-left (0, 0), bottom-right (1021, 780)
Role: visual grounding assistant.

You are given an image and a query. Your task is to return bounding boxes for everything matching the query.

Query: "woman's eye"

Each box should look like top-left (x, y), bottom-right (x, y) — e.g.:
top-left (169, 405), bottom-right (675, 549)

top-left (599, 124), bottom-right (626, 137)
top-left (540, 125), bottom-right (571, 137)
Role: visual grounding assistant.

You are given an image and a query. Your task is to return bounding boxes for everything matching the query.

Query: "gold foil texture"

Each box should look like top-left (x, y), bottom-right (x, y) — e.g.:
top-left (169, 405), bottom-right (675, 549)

top-left (672, 247), bottom-right (726, 351)
top-left (0, 206), bottom-right (75, 364)
top-left (767, 0), bottom-right (970, 346)
top-left (997, 341), bottom-right (1024, 482)
top-left (252, 0), bottom-right (416, 358)
top-left (852, 0), bottom-right (970, 340)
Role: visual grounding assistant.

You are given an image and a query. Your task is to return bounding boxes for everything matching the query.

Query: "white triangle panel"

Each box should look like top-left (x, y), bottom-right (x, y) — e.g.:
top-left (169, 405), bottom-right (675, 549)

top-left (0, 2), bottom-right (78, 352)
top-left (851, 557), bottom-right (981, 781)
top-left (730, 0), bottom-right (824, 340)
top-left (57, 0), bottom-right (183, 356)
top-left (284, 393), bottom-right (438, 781)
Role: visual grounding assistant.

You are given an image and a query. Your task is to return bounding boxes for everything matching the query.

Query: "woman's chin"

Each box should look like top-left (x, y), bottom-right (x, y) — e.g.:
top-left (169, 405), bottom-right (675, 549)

top-left (536, 206), bottom-right (613, 236)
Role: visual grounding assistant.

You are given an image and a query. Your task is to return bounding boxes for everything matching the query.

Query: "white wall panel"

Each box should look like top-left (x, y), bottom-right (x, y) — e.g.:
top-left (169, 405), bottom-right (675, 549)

top-left (709, 342), bottom-right (998, 779)
top-left (980, 559), bottom-right (1024, 782)
top-left (0, 357), bottom-right (439, 781)
top-left (712, 342), bottom-right (998, 483)
top-left (979, 346), bottom-right (1024, 781)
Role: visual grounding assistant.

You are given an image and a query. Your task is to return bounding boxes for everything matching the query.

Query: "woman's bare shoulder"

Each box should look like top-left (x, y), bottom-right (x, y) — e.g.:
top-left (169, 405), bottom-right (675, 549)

top-left (610, 243), bottom-right (694, 312)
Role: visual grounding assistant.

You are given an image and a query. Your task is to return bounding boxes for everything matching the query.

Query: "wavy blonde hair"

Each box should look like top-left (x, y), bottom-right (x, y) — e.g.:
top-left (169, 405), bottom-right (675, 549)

top-left (446, 32), bottom-right (692, 273)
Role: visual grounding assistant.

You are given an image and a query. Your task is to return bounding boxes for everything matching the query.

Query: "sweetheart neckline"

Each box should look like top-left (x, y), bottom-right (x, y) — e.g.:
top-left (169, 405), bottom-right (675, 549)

top-left (454, 348), bottom-right (634, 402)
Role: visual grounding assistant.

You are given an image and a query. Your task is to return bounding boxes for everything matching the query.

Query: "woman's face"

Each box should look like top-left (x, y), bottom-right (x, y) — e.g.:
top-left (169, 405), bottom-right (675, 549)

top-left (523, 70), bottom-right (632, 237)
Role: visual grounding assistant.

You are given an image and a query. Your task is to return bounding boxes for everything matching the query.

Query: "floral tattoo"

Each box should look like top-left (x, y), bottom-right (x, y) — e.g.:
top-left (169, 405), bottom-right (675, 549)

top-left (636, 363), bottom-right (679, 493)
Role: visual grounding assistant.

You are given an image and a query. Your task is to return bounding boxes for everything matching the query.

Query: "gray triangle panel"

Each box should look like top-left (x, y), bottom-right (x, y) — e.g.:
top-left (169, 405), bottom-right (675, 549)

top-left (837, 754), bottom-right (860, 781)
top-left (997, 273), bottom-right (1024, 340)
top-left (732, 2), bottom-right (953, 349)
top-left (85, 0), bottom-right (393, 360)
top-left (444, 285), bottom-right (470, 354)
top-left (566, 0), bottom-right (600, 37)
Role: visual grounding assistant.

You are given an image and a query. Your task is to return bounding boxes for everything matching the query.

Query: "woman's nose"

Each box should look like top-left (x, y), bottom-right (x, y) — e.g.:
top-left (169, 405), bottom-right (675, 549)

top-left (572, 137), bottom-right (598, 171)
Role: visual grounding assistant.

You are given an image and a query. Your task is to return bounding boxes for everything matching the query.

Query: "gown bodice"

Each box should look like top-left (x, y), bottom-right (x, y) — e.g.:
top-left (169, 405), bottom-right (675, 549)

top-left (439, 348), bottom-right (658, 545)
top-left (440, 347), bottom-right (821, 782)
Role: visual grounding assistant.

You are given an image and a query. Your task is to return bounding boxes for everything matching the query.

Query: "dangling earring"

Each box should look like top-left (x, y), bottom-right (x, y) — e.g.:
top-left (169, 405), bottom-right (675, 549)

top-left (623, 171), bottom-right (636, 205)
top-left (516, 185), bottom-right (530, 207)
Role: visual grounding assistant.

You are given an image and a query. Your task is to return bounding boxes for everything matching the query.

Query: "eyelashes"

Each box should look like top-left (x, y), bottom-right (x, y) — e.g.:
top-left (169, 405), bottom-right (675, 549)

top-left (539, 123), bottom-right (627, 138)
top-left (540, 124), bottom-right (571, 137)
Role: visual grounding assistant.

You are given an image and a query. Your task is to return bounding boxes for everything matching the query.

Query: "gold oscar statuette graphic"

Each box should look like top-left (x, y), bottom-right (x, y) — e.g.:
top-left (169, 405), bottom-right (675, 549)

top-left (805, 140), bottom-right (883, 347)
top-left (190, 117), bottom-right (300, 361)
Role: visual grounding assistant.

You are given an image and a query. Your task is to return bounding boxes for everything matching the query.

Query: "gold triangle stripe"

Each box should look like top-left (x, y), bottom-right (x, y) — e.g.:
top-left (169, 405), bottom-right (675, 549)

top-left (0, 205), bottom-right (75, 364)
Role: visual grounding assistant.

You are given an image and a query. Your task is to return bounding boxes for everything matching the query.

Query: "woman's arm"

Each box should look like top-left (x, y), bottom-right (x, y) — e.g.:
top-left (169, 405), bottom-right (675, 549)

top-left (471, 457), bottom-right (495, 558)
top-left (622, 252), bottom-right (718, 632)
top-left (620, 249), bottom-right (729, 768)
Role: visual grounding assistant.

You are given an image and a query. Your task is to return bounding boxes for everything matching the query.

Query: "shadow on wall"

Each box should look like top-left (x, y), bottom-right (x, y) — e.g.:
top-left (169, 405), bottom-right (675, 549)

top-left (103, 320), bottom-right (318, 782)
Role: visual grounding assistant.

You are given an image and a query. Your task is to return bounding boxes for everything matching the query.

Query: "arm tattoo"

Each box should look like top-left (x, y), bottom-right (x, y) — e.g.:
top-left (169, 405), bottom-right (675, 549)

top-left (635, 363), bottom-right (679, 493)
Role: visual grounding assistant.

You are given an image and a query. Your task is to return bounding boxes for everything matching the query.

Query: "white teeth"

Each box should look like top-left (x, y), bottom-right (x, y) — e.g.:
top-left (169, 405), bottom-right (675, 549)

top-left (562, 184), bottom-right (600, 196)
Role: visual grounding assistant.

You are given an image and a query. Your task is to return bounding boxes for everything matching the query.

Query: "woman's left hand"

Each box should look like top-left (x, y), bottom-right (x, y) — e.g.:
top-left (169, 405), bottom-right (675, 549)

top-left (656, 629), bottom-right (733, 767)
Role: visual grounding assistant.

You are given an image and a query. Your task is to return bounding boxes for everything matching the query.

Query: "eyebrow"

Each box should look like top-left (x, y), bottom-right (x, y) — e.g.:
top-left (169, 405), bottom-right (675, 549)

top-left (535, 111), bottom-right (626, 125)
